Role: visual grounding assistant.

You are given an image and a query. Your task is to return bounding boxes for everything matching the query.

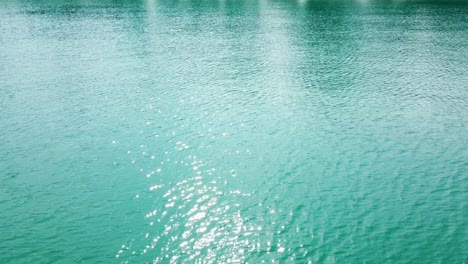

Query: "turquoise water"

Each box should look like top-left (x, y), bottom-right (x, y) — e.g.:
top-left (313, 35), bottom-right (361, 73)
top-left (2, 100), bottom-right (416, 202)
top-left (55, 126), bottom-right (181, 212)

top-left (1, 0), bottom-right (467, 263)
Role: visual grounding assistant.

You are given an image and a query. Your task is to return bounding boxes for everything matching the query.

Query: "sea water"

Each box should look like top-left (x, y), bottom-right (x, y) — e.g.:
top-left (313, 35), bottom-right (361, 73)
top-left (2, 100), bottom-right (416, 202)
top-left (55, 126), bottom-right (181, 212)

top-left (0, 0), bottom-right (467, 263)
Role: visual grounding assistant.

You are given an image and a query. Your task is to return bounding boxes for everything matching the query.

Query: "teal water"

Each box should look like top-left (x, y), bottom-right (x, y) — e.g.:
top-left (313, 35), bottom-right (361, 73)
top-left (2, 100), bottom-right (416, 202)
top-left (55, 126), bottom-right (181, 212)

top-left (1, 0), bottom-right (467, 263)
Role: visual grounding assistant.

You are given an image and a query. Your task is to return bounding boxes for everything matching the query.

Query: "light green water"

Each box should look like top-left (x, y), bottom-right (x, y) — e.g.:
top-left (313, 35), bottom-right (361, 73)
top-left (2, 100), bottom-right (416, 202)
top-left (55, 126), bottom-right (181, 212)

top-left (0, 0), bottom-right (467, 263)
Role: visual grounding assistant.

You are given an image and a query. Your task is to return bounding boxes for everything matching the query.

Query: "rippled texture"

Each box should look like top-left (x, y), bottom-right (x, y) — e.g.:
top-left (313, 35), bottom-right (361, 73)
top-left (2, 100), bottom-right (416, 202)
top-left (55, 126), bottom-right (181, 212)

top-left (1, 0), bottom-right (467, 263)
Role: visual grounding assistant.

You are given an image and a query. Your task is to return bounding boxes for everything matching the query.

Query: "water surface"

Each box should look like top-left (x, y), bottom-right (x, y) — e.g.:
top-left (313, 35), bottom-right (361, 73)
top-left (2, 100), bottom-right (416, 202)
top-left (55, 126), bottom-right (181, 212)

top-left (1, 0), bottom-right (467, 263)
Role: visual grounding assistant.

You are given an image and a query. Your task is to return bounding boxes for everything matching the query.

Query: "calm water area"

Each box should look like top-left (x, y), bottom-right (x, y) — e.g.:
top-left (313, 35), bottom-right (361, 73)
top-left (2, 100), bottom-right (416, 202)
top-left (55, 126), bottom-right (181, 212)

top-left (0, 0), bottom-right (467, 263)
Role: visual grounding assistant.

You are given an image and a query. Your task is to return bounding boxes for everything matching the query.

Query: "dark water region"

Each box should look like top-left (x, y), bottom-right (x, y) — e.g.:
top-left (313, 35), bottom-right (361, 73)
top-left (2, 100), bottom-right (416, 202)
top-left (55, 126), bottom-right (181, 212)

top-left (0, 0), bottom-right (467, 263)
